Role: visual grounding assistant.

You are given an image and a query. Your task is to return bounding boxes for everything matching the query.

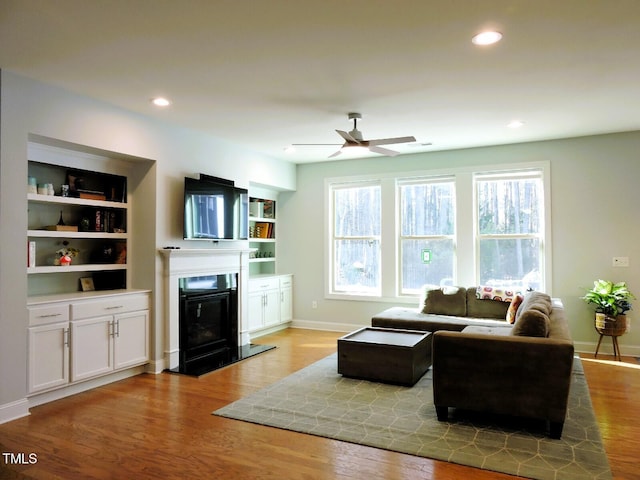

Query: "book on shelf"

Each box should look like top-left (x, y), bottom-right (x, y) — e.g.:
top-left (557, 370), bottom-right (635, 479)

top-left (255, 222), bottom-right (274, 239)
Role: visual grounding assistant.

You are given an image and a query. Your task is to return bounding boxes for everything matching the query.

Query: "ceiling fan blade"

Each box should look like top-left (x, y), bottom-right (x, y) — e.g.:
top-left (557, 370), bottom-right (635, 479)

top-left (328, 149), bottom-right (343, 158)
top-left (291, 143), bottom-right (343, 146)
top-left (336, 129), bottom-right (359, 143)
top-left (368, 135), bottom-right (416, 146)
top-left (369, 145), bottom-right (400, 156)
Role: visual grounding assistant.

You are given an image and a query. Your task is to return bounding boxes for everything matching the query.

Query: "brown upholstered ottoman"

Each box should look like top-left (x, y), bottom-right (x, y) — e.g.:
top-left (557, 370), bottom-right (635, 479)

top-left (337, 327), bottom-right (432, 386)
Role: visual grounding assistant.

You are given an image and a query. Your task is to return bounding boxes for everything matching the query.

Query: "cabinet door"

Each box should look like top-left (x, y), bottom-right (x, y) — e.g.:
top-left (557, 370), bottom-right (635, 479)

top-left (71, 316), bottom-right (113, 382)
top-left (263, 289), bottom-right (281, 327)
top-left (248, 291), bottom-right (265, 331)
top-left (113, 310), bottom-right (149, 370)
top-left (280, 285), bottom-right (292, 323)
top-left (28, 322), bottom-right (69, 393)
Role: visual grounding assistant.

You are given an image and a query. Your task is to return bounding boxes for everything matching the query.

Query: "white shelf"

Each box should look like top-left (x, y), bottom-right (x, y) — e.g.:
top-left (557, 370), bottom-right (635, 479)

top-left (249, 216), bottom-right (276, 223)
top-left (28, 230), bottom-right (127, 239)
top-left (27, 193), bottom-right (127, 209)
top-left (249, 237), bottom-right (275, 243)
top-left (28, 264), bottom-right (127, 275)
top-left (249, 257), bottom-right (276, 263)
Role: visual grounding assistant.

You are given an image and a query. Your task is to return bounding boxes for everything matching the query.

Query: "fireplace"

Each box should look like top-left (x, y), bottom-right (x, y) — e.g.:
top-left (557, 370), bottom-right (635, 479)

top-left (160, 248), bottom-right (275, 376)
top-left (176, 274), bottom-right (238, 375)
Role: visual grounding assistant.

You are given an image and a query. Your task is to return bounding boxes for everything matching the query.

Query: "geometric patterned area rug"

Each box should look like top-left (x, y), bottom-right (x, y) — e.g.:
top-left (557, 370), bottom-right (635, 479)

top-left (214, 354), bottom-right (611, 480)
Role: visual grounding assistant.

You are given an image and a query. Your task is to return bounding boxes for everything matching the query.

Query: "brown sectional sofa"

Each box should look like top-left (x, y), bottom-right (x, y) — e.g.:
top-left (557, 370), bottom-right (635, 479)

top-left (371, 286), bottom-right (575, 438)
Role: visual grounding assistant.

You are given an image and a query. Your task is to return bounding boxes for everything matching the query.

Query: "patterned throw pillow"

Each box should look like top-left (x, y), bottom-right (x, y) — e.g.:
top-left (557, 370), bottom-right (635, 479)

top-left (476, 285), bottom-right (523, 303)
top-left (506, 294), bottom-right (524, 324)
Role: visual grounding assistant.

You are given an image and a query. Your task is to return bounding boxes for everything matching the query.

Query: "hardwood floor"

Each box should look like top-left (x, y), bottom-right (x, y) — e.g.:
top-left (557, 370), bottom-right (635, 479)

top-left (1, 328), bottom-right (638, 480)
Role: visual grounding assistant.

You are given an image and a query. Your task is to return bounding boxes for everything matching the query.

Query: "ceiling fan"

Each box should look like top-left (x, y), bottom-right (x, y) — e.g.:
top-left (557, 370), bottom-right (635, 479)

top-left (293, 112), bottom-right (416, 158)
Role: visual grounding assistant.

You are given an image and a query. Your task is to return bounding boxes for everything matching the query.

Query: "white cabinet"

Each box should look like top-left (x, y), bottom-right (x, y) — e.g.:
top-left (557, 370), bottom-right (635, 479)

top-left (28, 321), bottom-right (70, 393)
top-left (70, 293), bottom-right (150, 382)
top-left (71, 316), bottom-right (113, 382)
top-left (279, 276), bottom-right (293, 323)
top-left (248, 275), bottom-right (292, 333)
top-left (27, 291), bottom-right (150, 395)
top-left (248, 277), bottom-right (280, 331)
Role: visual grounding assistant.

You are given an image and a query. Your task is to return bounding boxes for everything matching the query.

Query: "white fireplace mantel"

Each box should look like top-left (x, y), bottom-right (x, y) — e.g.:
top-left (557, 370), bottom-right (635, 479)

top-left (160, 248), bottom-right (252, 370)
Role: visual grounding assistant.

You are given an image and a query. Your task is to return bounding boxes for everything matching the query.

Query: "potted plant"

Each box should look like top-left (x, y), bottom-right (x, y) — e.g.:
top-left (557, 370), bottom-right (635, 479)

top-left (582, 279), bottom-right (635, 335)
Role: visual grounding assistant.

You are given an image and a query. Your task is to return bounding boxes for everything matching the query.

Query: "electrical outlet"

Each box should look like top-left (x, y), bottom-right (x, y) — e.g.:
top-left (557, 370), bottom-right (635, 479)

top-left (312, 300), bottom-right (318, 309)
top-left (613, 257), bottom-right (629, 267)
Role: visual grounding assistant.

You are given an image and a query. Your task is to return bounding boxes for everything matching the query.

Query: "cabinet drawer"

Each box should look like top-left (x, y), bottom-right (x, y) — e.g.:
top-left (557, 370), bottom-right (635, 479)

top-left (71, 294), bottom-right (150, 319)
top-left (279, 276), bottom-right (292, 289)
top-left (249, 277), bottom-right (280, 292)
top-left (28, 304), bottom-right (70, 326)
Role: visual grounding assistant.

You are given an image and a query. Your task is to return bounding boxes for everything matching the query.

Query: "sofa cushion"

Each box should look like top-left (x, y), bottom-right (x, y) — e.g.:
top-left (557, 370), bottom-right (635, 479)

top-left (514, 291), bottom-right (552, 323)
top-left (511, 309), bottom-right (550, 337)
top-left (506, 294), bottom-right (524, 324)
top-left (461, 325), bottom-right (513, 336)
top-left (421, 286), bottom-right (467, 316)
top-left (466, 287), bottom-right (510, 319)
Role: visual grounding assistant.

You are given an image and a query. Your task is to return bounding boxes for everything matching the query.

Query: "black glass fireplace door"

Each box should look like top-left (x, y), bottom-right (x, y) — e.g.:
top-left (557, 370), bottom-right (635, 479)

top-left (178, 280), bottom-right (238, 375)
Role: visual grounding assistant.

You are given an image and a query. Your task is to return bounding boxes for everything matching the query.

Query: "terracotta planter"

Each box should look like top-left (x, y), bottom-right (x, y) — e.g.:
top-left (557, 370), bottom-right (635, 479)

top-left (595, 313), bottom-right (627, 336)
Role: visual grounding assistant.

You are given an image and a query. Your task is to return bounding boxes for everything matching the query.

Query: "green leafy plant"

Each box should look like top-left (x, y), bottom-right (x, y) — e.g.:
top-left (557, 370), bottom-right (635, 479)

top-left (582, 279), bottom-right (635, 317)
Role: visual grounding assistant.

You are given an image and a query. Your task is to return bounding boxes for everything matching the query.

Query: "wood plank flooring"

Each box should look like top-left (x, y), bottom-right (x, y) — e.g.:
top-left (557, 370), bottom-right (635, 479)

top-left (1, 328), bottom-right (639, 480)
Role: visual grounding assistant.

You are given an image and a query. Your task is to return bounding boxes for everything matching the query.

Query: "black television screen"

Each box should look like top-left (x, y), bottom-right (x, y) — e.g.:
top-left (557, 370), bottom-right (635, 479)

top-left (183, 176), bottom-right (248, 240)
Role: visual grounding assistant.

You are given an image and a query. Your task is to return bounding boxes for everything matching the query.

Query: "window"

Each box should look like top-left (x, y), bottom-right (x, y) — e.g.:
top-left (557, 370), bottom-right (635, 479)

top-left (398, 178), bottom-right (455, 294)
top-left (326, 163), bottom-right (549, 300)
top-left (329, 181), bottom-right (381, 295)
top-left (475, 171), bottom-right (544, 290)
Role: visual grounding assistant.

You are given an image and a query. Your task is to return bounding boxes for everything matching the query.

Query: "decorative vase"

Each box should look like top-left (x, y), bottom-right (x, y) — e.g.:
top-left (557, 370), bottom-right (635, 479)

top-left (595, 312), bottom-right (627, 336)
top-left (59, 254), bottom-right (72, 266)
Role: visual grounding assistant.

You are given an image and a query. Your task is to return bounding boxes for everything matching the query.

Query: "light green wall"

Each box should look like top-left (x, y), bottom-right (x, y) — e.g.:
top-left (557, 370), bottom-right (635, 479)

top-left (279, 132), bottom-right (640, 355)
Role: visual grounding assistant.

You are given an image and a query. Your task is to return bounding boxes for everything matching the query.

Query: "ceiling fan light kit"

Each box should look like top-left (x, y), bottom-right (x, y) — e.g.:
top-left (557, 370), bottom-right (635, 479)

top-left (293, 112), bottom-right (416, 158)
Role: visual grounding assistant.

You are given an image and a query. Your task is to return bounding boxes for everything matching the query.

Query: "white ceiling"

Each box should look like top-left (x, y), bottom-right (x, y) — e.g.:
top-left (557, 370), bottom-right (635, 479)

top-left (1, 0), bottom-right (639, 163)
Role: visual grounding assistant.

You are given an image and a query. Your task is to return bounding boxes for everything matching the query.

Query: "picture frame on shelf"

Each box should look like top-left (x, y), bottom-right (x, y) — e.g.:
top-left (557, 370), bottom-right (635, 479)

top-left (80, 277), bottom-right (95, 292)
top-left (263, 200), bottom-right (275, 219)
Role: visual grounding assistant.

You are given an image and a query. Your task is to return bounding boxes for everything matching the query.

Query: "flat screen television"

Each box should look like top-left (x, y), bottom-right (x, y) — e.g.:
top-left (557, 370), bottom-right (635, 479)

top-left (183, 175), bottom-right (248, 241)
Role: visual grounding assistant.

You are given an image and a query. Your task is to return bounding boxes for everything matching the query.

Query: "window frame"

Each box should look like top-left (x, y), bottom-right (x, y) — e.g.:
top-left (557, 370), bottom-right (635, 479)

top-left (397, 176), bottom-right (457, 296)
top-left (324, 161), bottom-right (552, 302)
top-left (326, 179), bottom-right (382, 298)
top-left (473, 168), bottom-right (548, 291)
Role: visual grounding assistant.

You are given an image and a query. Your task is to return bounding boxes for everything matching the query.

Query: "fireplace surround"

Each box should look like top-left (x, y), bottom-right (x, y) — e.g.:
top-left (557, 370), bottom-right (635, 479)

top-left (160, 248), bottom-right (253, 373)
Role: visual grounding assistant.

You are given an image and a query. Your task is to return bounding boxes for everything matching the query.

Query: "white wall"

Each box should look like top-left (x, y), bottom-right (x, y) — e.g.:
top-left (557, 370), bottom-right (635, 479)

top-left (0, 70), bottom-right (296, 420)
top-left (279, 132), bottom-right (640, 356)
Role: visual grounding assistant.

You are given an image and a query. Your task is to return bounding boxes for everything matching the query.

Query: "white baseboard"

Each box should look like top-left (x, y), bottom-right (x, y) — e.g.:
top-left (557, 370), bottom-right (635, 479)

top-left (290, 319), bottom-right (365, 333)
top-left (574, 340), bottom-right (640, 358)
top-left (249, 322), bottom-right (291, 340)
top-left (27, 366), bottom-right (146, 409)
top-left (0, 398), bottom-right (30, 425)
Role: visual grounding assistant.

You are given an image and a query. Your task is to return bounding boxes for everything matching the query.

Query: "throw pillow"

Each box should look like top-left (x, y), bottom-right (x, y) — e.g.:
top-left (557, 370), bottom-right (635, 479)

top-left (511, 309), bottom-right (550, 337)
top-left (506, 294), bottom-right (524, 324)
top-left (421, 286), bottom-right (467, 316)
top-left (476, 285), bottom-right (523, 302)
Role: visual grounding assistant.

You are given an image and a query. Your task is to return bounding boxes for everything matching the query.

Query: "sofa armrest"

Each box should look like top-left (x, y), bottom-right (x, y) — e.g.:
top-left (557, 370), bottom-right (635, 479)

top-left (432, 330), bottom-right (575, 425)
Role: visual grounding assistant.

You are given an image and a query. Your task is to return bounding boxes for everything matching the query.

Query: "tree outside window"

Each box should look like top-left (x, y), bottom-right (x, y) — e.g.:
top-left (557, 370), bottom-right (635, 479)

top-left (331, 182), bottom-right (381, 295)
top-left (476, 172), bottom-right (544, 290)
top-left (399, 179), bottom-right (455, 294)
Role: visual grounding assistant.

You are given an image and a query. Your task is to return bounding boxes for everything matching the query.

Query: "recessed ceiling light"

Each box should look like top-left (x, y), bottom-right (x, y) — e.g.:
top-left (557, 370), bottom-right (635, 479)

top-left (472, 31), bottom-right (503, 46)
top-left (151, 97), bottom-right (171, 107)
top-left (507, 120), bottom-right (524, 129)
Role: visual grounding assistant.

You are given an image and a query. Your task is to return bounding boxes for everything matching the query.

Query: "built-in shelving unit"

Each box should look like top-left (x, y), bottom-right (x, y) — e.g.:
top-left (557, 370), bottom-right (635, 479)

top-left (249, 196), bottom-right (276, 276)
top-left (28, 150), bottom-right (130, 296)
top-left (25, 139), bottom-right (154, 405)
